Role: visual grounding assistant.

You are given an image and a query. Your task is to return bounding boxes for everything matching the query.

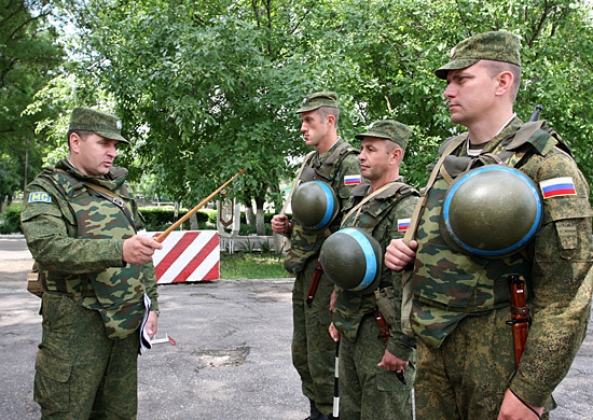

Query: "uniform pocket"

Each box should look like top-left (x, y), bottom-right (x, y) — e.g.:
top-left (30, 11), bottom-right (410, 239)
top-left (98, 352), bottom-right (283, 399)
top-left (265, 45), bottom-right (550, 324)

top-left (34, 350), bottom-right (72, 412)
top-left (376, 369), bottom-right (413, 392)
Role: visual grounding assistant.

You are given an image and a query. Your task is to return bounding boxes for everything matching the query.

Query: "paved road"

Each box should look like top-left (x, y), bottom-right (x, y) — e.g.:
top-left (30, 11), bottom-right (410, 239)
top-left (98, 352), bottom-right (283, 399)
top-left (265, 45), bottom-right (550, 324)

top-left (0, 237), bottom-right (592, 419)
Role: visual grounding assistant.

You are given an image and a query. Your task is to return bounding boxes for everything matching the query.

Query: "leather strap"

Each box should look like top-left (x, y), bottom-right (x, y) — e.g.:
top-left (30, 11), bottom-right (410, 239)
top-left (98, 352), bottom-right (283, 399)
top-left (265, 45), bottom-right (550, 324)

top-left (403, 135), bottom-right (467, 245)
top-left (340, 181), bottom-right (407, 228)
top-left (84, 181), bottom-right (137, 232)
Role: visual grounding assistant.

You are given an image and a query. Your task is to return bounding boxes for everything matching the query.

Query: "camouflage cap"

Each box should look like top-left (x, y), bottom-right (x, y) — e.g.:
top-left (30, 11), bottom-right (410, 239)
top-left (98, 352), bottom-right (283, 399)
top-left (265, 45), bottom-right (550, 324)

top-left (295, 91), bottom-right (339, 114)
top-left (435, 31), bottom-right (522, 79)
top-left (69, 107), bottom-right (129, 143)
top-left (355, 120), bottom-right (411, 152)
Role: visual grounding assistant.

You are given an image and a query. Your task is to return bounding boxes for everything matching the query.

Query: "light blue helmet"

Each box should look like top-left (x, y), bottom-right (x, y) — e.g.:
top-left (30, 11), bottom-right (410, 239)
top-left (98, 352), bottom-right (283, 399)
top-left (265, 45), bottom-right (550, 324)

top-left (291, 180), bottom-right (339, 230)
top-left (440, 165), bottom-right (542, 258)
top-left (320, 227), bottom-right (382, 294)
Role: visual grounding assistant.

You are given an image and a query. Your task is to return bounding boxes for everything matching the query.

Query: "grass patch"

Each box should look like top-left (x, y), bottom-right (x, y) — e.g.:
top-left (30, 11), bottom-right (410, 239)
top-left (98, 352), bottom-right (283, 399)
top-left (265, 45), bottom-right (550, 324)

top-left (220, 252), bottom-right (294, 280)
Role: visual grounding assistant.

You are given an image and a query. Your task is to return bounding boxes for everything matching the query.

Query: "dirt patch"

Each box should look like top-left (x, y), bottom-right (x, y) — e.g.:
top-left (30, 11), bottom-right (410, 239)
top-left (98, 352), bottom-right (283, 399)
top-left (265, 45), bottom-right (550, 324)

top-left (193, 346), bottom-right (251, 368)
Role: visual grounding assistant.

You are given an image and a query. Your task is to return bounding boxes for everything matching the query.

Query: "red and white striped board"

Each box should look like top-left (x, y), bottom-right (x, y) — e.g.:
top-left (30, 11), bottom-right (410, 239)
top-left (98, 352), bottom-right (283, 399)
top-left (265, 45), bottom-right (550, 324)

top-left (148, 231), bottom-right (220, 283)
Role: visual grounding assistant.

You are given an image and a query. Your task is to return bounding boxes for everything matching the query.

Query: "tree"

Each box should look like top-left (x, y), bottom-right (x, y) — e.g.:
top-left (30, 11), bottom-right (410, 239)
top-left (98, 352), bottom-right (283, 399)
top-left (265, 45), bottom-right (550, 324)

top-left (70, 0), bottom-right (368, 234)
top-left (313, 0), bottom-right (593, 190)
top-left (52, 0), bottom-right (593, 221)
top-left (0, 0), bottom-right (65, 201)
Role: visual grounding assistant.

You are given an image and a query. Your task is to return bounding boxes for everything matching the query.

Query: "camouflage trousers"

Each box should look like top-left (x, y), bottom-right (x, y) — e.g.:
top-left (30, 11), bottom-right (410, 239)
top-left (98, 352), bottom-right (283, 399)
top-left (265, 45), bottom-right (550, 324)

top-left (292, 259), bottom-right (336, 416)
top-left (415, 307), bottom-right (551, 420)
top-left (339, 316), bottom-right (414, 420)
top-left (34, 293), bottom-right (140, 419)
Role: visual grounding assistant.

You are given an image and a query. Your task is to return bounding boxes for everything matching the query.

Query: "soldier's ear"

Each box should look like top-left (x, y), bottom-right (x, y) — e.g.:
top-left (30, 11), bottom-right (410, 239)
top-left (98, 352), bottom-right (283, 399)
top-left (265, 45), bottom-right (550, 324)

top-left (495, 70), bottom-right (514, 97)
top-left (390, 146), bottom-right (403, 165)
top-left (69, 132), bottom-right (82, 154)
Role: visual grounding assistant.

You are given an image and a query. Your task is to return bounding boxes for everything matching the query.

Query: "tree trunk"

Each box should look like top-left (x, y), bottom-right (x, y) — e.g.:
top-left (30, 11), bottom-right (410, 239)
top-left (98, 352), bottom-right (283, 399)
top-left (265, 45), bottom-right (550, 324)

top-left (245, 200), bottom-right (255, 227)
top-left (254, 197), bottom-right (266, 236)
top-left (190, 213), bottom-right (198, 230)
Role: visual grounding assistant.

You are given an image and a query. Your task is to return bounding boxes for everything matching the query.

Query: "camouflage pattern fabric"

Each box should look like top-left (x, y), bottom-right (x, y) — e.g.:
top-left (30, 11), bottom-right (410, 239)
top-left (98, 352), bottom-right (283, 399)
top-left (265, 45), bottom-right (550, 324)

top-left (332, 181), bottom-right (418, 419)
top-left (291, 260), bottom-right (337, 416)
top-left (21, 160), bottom-right (156, 339)
top-left (21, 158), bottom-right (158, 418)
top-left (411, 116), bottom-right (593, 413)
top-left (414, 307), bottom-right (554, 420)
top-left (435, 31), bottom-right (521, 79)
top-left (339, 317), bottom-right (414, 420)
top-left (34, 293), bottom-right (139, 419)
top-left (333, 181), bottom-right (418, 359)
top-left (286, 138), bottom-right (361, 416)
top-left (284, 138), bottom-right (360, 273)
top-left (69, 106), bottom-right (129, 143)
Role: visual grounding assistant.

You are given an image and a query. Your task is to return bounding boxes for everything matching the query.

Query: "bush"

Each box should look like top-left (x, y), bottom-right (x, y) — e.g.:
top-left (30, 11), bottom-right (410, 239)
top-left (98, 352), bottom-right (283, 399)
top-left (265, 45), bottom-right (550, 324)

top-left (139, 207), bottom-right (213, 232)
top-left (0, 203), bottom-right (23, 234)
top-left (238, 211), bottom-right (280, 224)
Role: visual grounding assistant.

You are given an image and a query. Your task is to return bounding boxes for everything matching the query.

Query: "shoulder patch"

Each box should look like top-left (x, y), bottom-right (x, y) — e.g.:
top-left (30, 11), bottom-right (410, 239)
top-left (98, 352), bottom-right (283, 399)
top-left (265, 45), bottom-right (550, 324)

top-left (397, 218), bottom-right (411, 231)
top-left (540, 177), bottom-right (577, 199)
top-left (28, 192), bottom-right (52, 203)
top-left (344, 174), bottom-right (362, 186)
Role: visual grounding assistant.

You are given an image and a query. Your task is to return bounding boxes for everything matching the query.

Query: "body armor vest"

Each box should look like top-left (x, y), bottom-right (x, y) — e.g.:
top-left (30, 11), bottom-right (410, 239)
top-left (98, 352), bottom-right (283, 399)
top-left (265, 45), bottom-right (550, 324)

top-left (412, 121), bottom-right (561, 316)
top-left (333, 181), bottom-right (419, 341)
top-left (38, 168), bottom-right (145, 339)
top-left (284, 140), bottom-right (359, 274)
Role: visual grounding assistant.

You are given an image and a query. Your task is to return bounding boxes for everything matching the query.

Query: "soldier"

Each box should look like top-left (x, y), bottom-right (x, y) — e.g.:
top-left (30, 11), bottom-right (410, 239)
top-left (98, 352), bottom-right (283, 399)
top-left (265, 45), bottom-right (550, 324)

top-left (384, 31), bottom-right (593, 419)
top-left (271, 92), bottom-right (361, 420)
top-left (21, 107), bottom-right (163, 419)
top-left (324, 120), bottom-right (418, 420)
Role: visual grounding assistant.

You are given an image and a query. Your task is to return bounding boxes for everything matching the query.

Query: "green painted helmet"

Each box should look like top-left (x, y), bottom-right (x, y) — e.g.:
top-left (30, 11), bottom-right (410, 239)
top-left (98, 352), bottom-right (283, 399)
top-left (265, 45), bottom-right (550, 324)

top-left (319, 227), bottom-right (382, 294)
top-left (440, 165), bottom-right (543, 258)
top-left (291, 180), bottom-right (339, 230)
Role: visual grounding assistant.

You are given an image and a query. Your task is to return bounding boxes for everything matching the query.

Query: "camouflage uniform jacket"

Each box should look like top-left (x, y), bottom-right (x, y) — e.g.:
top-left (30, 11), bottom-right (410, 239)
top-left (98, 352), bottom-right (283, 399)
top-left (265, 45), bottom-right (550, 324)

top-left (284, 138), bottom-right (361, 274)
top-left (411, 116), bottom-right (593, 405)
top-left (333, 180), bottom-right (419, 361)
top-left (21, 159), bottom-right (159, 339)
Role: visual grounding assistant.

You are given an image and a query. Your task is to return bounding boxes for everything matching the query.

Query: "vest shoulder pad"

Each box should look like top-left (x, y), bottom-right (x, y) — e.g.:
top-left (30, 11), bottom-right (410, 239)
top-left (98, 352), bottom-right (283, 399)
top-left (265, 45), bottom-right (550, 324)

top-left (438, 133), bottom-right (468, 156)
top-left (508, 120), bottom-right (573, 157)
top-left (374, 182), bottom-right (419, 200)
top-left (38, 168), bottom-right (85, 198)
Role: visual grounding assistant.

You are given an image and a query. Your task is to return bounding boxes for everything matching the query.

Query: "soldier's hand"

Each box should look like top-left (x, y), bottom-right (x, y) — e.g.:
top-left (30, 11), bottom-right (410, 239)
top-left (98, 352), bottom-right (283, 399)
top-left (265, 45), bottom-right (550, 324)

top-left (498, 389), bottom-right (543, 420)
top-left (377, 350), bottom-right (408, 372)
top-left (122, 235), bottom-right (163, 265)
top-left (271, 214), bottom-right (292, 235)
top-left (145, 311), bottom-right (158, 339)
top-left (329, 322), bottom-right (340, 342)
top-left (384, 239), bottom-right (417, 271)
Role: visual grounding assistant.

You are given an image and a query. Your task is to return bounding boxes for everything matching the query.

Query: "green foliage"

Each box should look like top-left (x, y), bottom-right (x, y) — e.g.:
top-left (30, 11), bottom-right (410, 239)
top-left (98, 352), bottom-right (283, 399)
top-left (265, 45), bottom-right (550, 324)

top-left (0, 0), bottom-right (65, 195)
top-left (0, 155), bottom-right (22, 204)
top-left (138, 208), bottom-right (211, 231)
top-left (0, 203), bottom-right (23, 234)
top-left (220, 252), bottom-right (292, 280)
top-left (14, 0), bottom-right (593, 208)
top-left (260, 240), bottom-right (271, 254)
top-left (238, 224), bottom-right (256, 236)
top-left (56, 0), bottom-right (592, 200)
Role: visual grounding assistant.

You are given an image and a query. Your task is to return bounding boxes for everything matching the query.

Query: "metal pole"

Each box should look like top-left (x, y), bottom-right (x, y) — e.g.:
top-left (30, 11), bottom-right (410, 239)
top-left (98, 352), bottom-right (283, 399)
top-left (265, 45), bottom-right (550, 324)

top-left (333, 339), bottom-right (340, 419)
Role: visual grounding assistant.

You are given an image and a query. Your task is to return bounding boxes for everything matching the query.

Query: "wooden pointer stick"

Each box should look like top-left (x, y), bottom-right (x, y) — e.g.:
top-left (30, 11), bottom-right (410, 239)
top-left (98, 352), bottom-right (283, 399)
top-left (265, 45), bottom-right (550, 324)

top-left (154, 167), bottom-right (247, 243)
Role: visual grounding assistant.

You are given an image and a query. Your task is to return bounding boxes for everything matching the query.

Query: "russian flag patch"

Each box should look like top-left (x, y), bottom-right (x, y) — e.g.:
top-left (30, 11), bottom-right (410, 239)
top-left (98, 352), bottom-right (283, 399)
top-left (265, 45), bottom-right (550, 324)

top-left (344, 174), bottom-right (362, 186)
top-left (28, 192), bottom-right (52, 203)
top-left (540, 177), bottom-right (577, 199)
top-left (398, 218), bottom-right (411, 232)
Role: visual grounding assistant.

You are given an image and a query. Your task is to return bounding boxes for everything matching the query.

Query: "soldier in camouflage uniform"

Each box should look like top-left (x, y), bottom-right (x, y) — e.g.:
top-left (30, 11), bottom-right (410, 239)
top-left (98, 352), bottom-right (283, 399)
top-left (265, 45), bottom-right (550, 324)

top-left (385, 31), bottom-right (593, 419)
top-left (328, 120), bottom-right (419, 420)
top-left (271, 92), bottom-right (361, 420)
top-left (21, 107), bottom-right (163, 419)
